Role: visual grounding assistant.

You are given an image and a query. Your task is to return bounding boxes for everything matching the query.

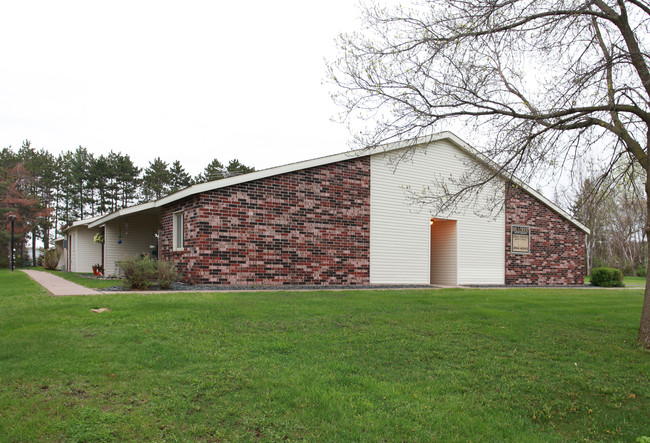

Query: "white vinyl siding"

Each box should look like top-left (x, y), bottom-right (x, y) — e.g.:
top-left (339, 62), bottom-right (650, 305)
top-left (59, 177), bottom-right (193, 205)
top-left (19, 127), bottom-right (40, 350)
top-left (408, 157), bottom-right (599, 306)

top-left (69, 227), bottom-right (102, 273)
top-left (370, 139), bottom-right (505, 285)
top-left (103, 214), bottom-right (160, 277)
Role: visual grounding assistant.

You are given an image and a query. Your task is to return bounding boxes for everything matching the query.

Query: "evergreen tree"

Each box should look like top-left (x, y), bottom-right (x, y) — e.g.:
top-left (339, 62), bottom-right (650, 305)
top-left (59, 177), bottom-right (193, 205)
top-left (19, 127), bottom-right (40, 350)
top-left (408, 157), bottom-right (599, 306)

top-left (54, 151), bottom-right (78, 232)
top-left (89, 154), bottom-right (111, 216)
top-left (194, 158), bottom-right (225, 184)
top-left (17, 141), bottom-right (56, 250)
top-left (0, 146), bottom-right (19, 171)
top-left (0, 164), bottom-right (51, 267)
top-left (142, 157), bottom-right (172, 201)
top-left (169, 160), bottom-right (192, 193)
top-left (225, 159), bottom-right (255, 176)
top-left (114, 153), bottom-right (141, 208)
top-left (68, 146), bottom-right (93, 220)
top-left (105, 151), bottom-right (121, 212)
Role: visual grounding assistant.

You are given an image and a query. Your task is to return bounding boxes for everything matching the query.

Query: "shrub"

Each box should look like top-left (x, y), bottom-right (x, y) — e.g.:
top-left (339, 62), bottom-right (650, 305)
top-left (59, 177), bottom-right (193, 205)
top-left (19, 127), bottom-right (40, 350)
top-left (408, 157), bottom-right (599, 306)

top-left (117, 256), bottom-right (180, 290)
top-left (118, 256), bottom-right (157, 290)
top-left (636, 264), bottom-right (647, 278)
top-left (156, 260), bottom-right (179, 289)
top-left (42, 248), bottom-right (61, 270)
top-left (590, 267), bottom-right (624, 287)
top-left (623, 264), bottom-right (636, 277)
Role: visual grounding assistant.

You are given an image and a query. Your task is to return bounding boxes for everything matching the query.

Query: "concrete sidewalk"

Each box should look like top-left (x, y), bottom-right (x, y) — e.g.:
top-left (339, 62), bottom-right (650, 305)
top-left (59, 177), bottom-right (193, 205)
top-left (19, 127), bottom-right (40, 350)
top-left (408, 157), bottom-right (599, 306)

top-left (21, 270), bottom-right (101, 296)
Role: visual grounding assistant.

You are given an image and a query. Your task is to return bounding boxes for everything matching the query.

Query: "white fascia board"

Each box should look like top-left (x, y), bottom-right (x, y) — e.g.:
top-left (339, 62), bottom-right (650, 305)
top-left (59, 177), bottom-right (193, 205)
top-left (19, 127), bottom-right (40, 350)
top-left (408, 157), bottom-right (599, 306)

top-left (88, 133), bottom-right (452, 221)
top-left (61, 215), bottom-right (105, 232)
top-left (154, 151), bottom-right (362, 208)
top-left (87, 202), bottom-right (156, 228)
top-left (514, 183), bottom-right (590, 234)
top-left (77, 130), bottom-right (588, 235)
top-left (151, 132), bottom-right (455, 208)
top-left (355, 131), bottom-right (589, 234)
top-left (431, 134), bottom-right (590, 234)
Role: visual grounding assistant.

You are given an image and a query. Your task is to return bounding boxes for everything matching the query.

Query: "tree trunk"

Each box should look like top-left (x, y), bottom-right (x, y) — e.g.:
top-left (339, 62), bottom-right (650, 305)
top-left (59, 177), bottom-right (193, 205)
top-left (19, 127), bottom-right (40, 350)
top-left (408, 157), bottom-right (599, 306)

top-left (639, 177), bottom-right (650, 346)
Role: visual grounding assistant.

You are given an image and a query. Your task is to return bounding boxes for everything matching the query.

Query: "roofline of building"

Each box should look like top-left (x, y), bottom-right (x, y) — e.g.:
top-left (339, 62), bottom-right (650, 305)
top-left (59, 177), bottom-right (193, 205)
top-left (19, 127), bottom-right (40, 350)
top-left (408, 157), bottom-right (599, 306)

top-left (435, 133), bottom-right (590, 234)
top-left (83, 131), bottom-right (589, 234)
top-left (87, 202), bottom-right (157, 228)
top-left (61, 214), bottom-right (105, 233)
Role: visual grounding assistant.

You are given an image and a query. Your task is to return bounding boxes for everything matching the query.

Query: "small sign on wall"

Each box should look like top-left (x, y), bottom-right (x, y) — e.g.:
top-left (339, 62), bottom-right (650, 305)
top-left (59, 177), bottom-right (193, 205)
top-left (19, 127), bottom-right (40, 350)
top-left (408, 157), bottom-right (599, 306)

top-left (511, 225), bottom-right (530, 254)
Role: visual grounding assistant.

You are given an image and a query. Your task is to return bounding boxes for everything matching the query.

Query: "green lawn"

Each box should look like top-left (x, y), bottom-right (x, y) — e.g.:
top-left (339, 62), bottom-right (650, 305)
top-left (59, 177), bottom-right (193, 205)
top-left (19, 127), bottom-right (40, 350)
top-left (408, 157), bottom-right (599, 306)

top-left (1, 269), bottom-right (648, 441)
top-left (623, 276), bottom-right (647, 286)
top-left (584, 275), bottom-right (646, 286)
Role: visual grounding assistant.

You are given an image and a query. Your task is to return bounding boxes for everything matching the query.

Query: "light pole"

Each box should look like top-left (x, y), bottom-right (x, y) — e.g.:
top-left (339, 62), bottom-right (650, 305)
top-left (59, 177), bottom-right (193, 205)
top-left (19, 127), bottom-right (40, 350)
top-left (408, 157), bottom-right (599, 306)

top-left (8, 214), bottom-right (16, 272)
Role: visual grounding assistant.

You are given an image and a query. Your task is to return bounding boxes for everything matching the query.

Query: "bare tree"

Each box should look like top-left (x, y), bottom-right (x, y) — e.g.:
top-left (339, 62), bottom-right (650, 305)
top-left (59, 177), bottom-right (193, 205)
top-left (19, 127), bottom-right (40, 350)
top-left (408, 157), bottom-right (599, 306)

top-left (328, 0), bottom-right (650, 346)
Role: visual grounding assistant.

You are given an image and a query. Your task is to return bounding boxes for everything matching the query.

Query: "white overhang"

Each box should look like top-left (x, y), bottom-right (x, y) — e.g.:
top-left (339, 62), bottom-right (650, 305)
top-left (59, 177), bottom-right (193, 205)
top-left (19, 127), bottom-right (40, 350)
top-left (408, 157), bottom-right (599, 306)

top-left (61, 214), bottom-right (105, 233)
top-left (87, 202), bottom-right (157, 228)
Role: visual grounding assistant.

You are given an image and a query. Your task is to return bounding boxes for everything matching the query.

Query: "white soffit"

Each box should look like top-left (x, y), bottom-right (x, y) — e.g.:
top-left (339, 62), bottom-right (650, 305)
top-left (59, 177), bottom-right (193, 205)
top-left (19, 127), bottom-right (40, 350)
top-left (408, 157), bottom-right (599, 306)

top-left (87, 202), bottom-right (156, 228)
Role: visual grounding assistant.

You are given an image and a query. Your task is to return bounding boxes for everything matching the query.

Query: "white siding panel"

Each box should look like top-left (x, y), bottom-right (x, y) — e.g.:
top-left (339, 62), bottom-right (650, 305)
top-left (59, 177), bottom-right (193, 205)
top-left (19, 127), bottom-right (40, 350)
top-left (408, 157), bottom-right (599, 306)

top-left (103, 214), bottom-right (159, 277)
top-left (71, 227), bottom-right (102, 273)
top-left (370, 140), bottom-right (505, 285)
top-left (70, 233), bottom-right (76, 272)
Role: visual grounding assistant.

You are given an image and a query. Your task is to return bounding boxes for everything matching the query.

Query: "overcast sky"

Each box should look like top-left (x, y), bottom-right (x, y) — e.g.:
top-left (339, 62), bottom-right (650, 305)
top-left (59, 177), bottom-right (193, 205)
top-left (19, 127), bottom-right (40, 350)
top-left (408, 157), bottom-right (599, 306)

top-left (0, 1), bottom-right (380, 176)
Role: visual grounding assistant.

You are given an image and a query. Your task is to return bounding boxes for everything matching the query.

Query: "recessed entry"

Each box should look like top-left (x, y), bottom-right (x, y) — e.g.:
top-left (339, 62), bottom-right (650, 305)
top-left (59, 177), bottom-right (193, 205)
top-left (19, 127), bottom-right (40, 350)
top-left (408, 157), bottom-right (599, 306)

top-left (430, 218), bottom-right (457, 286)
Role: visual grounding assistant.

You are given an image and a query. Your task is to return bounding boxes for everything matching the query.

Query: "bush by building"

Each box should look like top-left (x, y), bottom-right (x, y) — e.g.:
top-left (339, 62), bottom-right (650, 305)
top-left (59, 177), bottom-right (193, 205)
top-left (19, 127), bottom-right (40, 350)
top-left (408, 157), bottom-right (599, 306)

top-left (117, 256), bottom-right (179, 290)
top-left (590, 268), bottom-right (624, 287)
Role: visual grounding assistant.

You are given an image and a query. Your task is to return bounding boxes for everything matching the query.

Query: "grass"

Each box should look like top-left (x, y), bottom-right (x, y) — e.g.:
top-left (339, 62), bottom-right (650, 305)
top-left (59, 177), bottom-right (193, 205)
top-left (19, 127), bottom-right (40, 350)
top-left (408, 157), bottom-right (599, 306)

top-left (1, 269), bottom-right (649, 441)
top-left (623, 276), bottom-right (647, 286)
top-left (584, 274), bottom-right (646, 286)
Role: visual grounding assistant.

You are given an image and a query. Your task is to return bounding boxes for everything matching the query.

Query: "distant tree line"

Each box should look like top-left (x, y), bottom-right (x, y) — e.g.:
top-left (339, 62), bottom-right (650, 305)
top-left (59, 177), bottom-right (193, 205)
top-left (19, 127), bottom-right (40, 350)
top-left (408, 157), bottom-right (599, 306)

top-left (572, 162), bottom-right (647, 277)
top-left (0, 140), bottom-right (254, 267)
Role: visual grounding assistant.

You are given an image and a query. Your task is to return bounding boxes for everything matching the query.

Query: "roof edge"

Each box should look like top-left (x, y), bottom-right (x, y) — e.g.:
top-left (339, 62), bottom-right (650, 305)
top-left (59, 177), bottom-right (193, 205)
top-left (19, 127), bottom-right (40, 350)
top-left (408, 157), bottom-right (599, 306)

top-left (87, 202), bottom-right (157, 228)
top-left (75, 131), bottom-right (589, 235)
top-left (61, 214), bottom-right (105, 232)
top-left (434, 133), bottom-right (589, 234)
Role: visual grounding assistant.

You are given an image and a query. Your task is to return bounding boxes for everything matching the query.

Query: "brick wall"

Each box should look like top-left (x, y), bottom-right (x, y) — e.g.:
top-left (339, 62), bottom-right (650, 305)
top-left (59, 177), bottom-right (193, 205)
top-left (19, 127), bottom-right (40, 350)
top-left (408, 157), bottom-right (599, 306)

top-left (160, 156), bottom-right (370, 285)
top-left (505, 183), bottom-right (585, 285)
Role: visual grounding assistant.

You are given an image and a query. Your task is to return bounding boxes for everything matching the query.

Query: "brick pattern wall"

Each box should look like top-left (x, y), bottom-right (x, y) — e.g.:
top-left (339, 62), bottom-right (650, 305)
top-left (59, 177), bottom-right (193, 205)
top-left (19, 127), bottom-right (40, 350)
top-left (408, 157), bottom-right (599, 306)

top-left (160, 157), bottom-right (370, 285)
top-left (505, 184), bottom-right (585, 285)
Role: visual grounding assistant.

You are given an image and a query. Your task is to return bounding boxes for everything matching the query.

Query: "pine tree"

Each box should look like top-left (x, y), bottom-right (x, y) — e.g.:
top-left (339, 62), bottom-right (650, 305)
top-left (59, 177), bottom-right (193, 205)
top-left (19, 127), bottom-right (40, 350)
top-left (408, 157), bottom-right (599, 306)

top-left (225, 159), bottom-right (255, 177)
top-left (114, 153), bottom-right (141, 208)
top-left (0, 164), bottom-right (51, 267)
top-left (194, 158), bottom-right (225, 184)
top-left (142, 157), bottom-right (172, 201)
top-left (169, 160), bottom-right (192, 193)
top-left (89, 154), bottom-right (111, 216)
top-left (17, 141), bottom-right (56, 251)
top-left (54, 151), bottom-right (75, 232)
top-left (68, 146), bottom-right (93, 220)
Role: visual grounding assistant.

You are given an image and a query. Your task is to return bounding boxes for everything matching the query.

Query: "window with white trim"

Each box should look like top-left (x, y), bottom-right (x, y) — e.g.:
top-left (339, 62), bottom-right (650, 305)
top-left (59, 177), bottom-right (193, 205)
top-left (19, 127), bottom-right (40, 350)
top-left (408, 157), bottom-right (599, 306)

top-left (173, 211), bottom-right (184, 251)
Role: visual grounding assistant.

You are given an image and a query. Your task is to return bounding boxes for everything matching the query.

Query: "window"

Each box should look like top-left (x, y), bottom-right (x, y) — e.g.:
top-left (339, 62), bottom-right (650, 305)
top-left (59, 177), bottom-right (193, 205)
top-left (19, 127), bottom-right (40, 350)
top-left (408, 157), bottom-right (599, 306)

top-left (173, 211), bottom-right (184, 251)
